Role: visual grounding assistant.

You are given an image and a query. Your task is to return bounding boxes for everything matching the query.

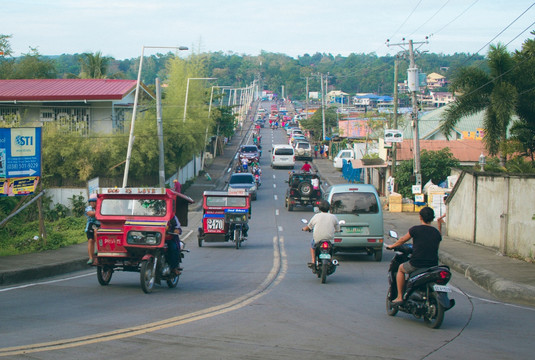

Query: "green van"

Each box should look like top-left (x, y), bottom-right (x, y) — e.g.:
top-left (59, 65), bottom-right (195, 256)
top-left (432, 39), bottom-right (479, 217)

top-left (324, 184), bottom-right (384, 261)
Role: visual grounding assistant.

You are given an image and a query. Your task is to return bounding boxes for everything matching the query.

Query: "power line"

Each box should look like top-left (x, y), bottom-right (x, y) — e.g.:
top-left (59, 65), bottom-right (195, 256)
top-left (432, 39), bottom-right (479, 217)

top-left (430, 0), bottom-right (479, 37)
top-left (506, 20), bottom-right (535, 47)
top-left (387, 0), bottom-right (424, 42)
top-left (408, 0), bottom-right (451, 38)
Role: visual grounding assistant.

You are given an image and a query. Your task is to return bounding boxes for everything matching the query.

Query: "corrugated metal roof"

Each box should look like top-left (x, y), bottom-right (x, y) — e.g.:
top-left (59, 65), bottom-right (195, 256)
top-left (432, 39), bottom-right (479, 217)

top-left (0, 79), bottom-right (138, 101)
top-left (395, 139), bottom-right (487, 162)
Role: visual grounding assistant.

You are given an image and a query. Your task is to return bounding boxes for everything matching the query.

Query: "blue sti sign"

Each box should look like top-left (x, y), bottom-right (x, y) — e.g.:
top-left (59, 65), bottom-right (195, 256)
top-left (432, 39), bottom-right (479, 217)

top-left (0, 128), bottom-right (42, 196)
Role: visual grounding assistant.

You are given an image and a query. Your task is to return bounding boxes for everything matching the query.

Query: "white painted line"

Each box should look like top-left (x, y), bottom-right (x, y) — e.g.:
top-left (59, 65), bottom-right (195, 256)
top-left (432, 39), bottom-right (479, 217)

top-left (273, 184), bottom-right (276, 188)
top-left (273, 175), bottom-right (276, 179)
top-left (274, 195), bottom-right (278, 200)
top-left (278, 226), bottom-right (283, 232)
top-left (275, 209), bottom-right (279, 216)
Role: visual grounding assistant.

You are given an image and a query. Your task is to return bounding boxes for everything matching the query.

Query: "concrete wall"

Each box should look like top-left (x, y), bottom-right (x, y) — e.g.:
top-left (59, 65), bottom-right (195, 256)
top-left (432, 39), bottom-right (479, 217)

top-left (447, 170), bottom-right (535, 260)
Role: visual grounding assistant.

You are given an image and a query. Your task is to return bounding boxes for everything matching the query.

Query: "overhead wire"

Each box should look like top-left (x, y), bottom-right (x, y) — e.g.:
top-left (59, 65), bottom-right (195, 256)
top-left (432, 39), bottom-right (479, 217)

top-left (429, 0), bottom-right (479, 37)
top-left (407, 0), bottom-right (451, 38)
top-left (387, 0), bottom-right (424, 42)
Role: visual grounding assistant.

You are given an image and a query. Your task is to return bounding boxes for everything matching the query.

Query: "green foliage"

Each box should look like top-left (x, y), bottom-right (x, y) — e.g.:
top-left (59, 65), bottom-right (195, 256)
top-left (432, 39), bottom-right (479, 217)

top-left (13, 47), bottom-right (57, 79)
top-left (395, 149), bottom-right (460, 198)
top-left (0, 216), bottom-right (87, 256)
top-left (300, 106), bottom-right (338, 141)
top-left (79, 51), bottom-right (109, 79)
top-left (69, 194), bottom-right (87, 217)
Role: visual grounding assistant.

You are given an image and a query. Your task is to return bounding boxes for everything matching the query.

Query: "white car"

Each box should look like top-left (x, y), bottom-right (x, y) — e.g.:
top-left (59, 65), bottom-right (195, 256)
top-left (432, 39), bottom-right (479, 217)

top-left (270, 144), bottom-right (295, 169)
top-left (294, 141), bottom-right (312, 160)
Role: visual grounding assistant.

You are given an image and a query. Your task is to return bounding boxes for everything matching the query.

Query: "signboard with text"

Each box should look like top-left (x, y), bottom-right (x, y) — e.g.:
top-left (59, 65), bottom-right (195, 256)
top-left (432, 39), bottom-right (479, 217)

top-left (0, 128), bottom-right (42, 196)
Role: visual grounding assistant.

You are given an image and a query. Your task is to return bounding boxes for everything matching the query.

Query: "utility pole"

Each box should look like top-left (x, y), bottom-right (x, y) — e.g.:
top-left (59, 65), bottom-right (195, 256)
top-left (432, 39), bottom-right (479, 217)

top-left (320, 73), bottom-right (326, 141)
top-left (305, 76), bottom-right (309, 119)
top-left (386, 38), bottom-right (428, 186)
top-left (155, 78), bottom-right (165, 188)
top-left (391, 57), bottom-right (399, 177)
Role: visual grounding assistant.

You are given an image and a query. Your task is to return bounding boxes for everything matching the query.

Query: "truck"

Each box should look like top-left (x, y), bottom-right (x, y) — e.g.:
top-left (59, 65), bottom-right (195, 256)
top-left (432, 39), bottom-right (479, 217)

top-left (333, 142), bottom-right (379, 169)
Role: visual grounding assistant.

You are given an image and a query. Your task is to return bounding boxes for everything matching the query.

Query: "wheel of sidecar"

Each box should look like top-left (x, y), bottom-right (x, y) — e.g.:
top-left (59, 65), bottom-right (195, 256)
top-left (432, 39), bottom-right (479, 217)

top-left (140, 259), bottom-right (155, 294)
top-left (386, 289), bottom-right (399, 316)
top-left (198, 236), bottom-right (203, 247)
top-left (298, 182), bottom-right (312, 196)
top-left (424, 292), bottom-right (445, 329)
top-left (167, 273), bottom-right (179, 288)
top-left (97, 265), bottom-right (113, 286)
top-left (234, 229), bottom-right (241, 249)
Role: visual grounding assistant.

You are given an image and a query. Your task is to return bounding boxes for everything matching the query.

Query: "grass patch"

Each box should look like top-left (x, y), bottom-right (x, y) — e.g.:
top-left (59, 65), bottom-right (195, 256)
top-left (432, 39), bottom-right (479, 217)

top-left (0, 216), bottom-right (87, 256)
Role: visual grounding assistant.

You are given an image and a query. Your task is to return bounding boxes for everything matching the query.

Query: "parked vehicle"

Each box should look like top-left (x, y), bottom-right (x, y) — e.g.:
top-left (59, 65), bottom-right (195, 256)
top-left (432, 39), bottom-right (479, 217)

top-left (291, 136), bottom-right (308, 148)
top-left (270, 144), bottom-right (295, 169)
top-left (333, 149), bottom-right (356, 169)
top-left (323, 184), bottom-right (384, 260)
top-left (285, 172), bottom-right (322, 211)
top-left (386, 231), bottom-right (456, 329)
top-left (197, 190), bottom-right (251, 249)
top-left (294, 141), bottom-right (313, 160)
top-left (93, 187), bottom-right (194, 293)
top-left (228, 172), bottom-right (257, 200)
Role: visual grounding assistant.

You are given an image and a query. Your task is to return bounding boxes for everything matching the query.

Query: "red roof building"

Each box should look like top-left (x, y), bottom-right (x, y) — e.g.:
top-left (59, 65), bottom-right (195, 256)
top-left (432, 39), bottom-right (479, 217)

top-left (0, 79), bottom-right (154, 134)
top-left (394, 139), bottom-right (487, 165)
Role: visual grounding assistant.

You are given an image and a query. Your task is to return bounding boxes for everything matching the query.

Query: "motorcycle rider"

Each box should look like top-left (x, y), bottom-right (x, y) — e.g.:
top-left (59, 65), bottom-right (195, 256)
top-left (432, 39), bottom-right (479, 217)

top-left (302, 200), bottom-right (340, 268)
top-left (167, 214), bottom-right (183, 275)
top-left (386, 206), bottom-right (442, 305)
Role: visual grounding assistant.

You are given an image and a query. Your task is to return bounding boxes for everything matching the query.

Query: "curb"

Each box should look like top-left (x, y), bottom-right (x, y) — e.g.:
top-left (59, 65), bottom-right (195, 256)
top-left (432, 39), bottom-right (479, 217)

top-left (0, 259), bottom-right (89, 286)
top-left (440, 250), bottom-right (535, 307)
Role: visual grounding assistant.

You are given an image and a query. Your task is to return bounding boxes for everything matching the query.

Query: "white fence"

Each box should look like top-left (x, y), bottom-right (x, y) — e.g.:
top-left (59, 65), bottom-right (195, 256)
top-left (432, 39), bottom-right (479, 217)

top-left (447, 169), bottom-right (535, 260)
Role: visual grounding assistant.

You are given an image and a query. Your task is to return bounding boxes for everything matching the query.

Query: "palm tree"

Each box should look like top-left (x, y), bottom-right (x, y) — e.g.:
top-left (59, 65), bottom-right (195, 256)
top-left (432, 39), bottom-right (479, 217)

top-left (79, 51), bottom-right (109, 79)
top-left (440, 43), bottom-right (517, 166)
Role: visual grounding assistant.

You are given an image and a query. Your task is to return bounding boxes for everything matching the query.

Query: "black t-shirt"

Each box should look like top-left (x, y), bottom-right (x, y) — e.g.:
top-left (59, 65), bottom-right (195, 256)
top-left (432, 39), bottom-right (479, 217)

top-left (409, 224), bottom-right (441, 268)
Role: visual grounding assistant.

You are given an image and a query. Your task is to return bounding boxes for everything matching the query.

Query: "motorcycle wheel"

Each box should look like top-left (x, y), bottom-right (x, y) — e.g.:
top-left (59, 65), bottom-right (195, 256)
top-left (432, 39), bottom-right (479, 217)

top-left (198, 236), bottom-right (203, 247)
top-left (140, 259), bottom-right (156, 294)
top-left (97, 265), bottom-right (113, 286)
top-left (386, 289), bottom-right (399, 316)
top-left (321, 259), bottom-right (328, 284)
top-left (234, 229), bottom-right (241, 249)
top-left (167, 273), bottom-right (179, 288)
top-left (424, 292), bottom-right (445, 329)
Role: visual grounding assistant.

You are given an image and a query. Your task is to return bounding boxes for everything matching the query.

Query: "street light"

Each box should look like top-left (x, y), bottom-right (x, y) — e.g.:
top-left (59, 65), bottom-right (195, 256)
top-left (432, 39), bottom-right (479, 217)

top-left (122, 45), bottom-right (188, 188)
top-left (182, 77), bottom-right (217, 123)
top-left (479, 153), bottom-right (486, 171)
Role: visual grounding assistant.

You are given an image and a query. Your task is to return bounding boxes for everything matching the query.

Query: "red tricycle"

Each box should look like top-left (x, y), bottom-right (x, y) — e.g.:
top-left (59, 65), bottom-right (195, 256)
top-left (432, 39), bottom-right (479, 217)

top-left (93, 187), bottom-right (193, 293)
top-left (197, 189), bottom-right (251, 249)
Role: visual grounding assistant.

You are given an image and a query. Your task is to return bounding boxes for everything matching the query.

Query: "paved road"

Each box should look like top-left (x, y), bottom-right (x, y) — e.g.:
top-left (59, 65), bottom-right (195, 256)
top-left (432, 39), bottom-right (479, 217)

top-left (2, 115), bottom-right (534, 359)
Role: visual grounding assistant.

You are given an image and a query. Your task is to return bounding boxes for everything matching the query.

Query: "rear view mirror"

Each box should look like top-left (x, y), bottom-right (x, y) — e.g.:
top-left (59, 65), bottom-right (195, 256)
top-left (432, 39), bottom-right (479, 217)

top-left (339, 220), bottom-right (346, 225)
top-left (389, 230), bottom-right (398, 239)
top-left (301, 219), bottom-right (308, 224)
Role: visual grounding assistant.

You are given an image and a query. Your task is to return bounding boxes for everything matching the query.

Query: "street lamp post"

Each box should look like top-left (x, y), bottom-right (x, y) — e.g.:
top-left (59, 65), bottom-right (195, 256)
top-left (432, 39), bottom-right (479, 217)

top-left (182, 77), bottom-right (217, 123)
top-left (122, 45), bottom-right (188, 188)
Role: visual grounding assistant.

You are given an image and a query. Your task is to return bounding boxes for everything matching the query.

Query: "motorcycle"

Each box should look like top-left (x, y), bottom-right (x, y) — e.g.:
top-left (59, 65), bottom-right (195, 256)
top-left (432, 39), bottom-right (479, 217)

top-left (386, 230), bottom-right (456, 329)
top-left (301, 219), bottom-right (345, 284)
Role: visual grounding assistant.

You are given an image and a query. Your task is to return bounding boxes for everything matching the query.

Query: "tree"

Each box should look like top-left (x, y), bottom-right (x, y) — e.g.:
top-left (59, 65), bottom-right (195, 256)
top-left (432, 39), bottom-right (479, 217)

top-left (440, 44), bottom-right (517, 166)
top-left (79, 51), bottom-right (109, 78)
top-left (395, 149), bottom-right (459, 198)
top-left (300, 106), bottom-right (338, 141)
top-left (13, 47), bottom-right (56, 79)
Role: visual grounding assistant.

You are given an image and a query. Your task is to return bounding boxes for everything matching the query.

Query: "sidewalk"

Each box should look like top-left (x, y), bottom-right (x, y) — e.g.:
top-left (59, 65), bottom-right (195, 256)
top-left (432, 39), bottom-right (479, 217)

top-left (1, 125), bottom-right (534, 308)
top-left (312, 155), bottom-right (535, 307)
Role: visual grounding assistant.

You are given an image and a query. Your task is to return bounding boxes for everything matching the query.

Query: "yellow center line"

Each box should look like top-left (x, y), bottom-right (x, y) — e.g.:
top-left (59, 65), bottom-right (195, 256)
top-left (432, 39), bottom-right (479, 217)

top-left (0, 235), bottom-right (286, 357)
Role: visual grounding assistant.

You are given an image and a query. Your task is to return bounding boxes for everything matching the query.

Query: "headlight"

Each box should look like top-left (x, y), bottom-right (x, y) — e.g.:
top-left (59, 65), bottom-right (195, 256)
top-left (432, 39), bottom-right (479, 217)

top-left (127, 231), bottom-right (162, 245)
top-left (251, 185), bottom-right (257, 191)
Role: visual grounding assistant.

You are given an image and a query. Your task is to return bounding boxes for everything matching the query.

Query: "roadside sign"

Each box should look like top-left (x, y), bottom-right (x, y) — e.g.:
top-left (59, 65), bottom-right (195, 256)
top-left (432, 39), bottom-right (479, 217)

top-left (0, 128), bottom-right (42, 196)
top-left (385, 129), bottom-right (403, 143)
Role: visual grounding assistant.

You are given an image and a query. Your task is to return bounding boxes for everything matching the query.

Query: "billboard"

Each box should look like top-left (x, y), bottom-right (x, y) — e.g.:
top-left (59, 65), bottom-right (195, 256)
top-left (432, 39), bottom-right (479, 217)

top-left (0, 127), bottom-right (42, 196)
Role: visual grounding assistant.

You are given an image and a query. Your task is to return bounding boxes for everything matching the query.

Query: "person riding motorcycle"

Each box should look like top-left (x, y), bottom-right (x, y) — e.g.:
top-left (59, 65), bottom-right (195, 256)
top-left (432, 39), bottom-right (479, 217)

top-left (167, 214), bottom-right (183, 275)
top-left (386, 206), bottom-right (442, 305)
top-left (301, 200), bottom-right (340, 268)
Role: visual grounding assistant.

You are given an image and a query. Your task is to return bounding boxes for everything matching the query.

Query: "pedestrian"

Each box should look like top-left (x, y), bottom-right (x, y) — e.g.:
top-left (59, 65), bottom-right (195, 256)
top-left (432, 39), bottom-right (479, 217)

top-left (85, 195), bottom-right (100, 265)
top-left (319, 144), bottom-right (324, 158)
top-left (314, 144), bottom-right (319, 159)
top-left (173, 179), bottom-right (182, 193)
top-left (324, 144), bottom-right (329, 158)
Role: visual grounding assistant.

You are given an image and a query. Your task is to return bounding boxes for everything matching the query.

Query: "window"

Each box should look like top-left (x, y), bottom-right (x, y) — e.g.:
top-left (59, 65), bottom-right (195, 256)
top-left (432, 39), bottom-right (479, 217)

top-left (100, 199), bottom-right (167, 216)
top-left (330, 192), bottom-right (379, 214)
top-left (275, 148), bottom-right (294, 155)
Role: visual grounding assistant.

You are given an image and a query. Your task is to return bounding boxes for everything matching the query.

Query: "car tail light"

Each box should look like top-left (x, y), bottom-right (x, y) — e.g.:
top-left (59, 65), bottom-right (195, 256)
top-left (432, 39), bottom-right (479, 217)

top-left (367, 238), bottom-right (376, 243)
top-left (334, 238), bottom-right (342, 243)
top-left (436, 270), bottom-right (450, 284)
top-left (321, 242), bottom-right (330, 250)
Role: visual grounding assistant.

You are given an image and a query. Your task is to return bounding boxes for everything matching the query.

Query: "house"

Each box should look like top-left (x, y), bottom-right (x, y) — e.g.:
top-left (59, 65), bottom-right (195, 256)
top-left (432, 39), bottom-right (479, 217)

top-left (426, 72), bottom-right (447, 89)
top-left (430, 91), bottom-right (455, 107)
top-left (352, 94), bottom-right (393, 112)
top-left (0, 79), bottom-right (154, 135)
top-left (327, 90), bottom-right (349, 104)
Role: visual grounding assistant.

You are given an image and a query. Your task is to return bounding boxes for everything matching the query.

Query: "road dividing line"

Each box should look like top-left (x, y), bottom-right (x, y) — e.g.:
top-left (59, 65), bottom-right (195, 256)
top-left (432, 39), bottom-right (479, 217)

top-left (273, 175), bottom-right (276, 179)
top-left (274, 195), bottom-right (278, 200)
top-left (273, 184), bottom-right (276, 189)
top-left (275, 209), bottom-right (279, 216)
top-left (278, 226), bottom-right (283, 232)
top-left (0, 236), bottom-right (289, 357)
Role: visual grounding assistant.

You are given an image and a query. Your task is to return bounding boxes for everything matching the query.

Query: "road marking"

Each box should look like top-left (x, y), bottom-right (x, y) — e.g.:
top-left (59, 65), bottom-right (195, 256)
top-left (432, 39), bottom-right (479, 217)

top-left (272, 175), bottom-right (276, 179)
top-left (0, 273), bottom-right (93, 293)
top-left (275, 209), bottom-right (279, 216)
top-left (274, 195), bottom-right (278, 200)
top-left (273, 184), bottom-right (276, 188)
top-left (278, 226), bottom-right (283, 232)
top-left (0, 236), bottom-right (289, 357)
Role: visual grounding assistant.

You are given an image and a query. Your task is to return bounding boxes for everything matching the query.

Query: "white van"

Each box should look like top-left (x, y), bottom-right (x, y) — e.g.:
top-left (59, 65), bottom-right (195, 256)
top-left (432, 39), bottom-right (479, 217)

top-left (270, 144), bottom-right (295, 169)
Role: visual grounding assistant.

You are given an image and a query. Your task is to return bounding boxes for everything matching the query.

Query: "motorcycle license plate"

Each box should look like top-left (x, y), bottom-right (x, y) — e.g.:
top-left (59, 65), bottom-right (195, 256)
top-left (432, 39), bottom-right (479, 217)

top-left (319, 253), bottom-right (331, 260)
top-left (433, 285), bottom-right (451, 293)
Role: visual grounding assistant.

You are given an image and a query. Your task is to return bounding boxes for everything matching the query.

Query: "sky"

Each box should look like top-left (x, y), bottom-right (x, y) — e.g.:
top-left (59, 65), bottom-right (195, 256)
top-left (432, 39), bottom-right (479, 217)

top-left (2, 0), bottom-right (535, 60)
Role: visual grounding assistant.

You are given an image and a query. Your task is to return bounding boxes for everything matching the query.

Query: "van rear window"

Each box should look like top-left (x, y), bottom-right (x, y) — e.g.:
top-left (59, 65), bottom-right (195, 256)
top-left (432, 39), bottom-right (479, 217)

top-left (330, 192), bottom-right (379, 214)
top-left (275, 148), bottom-right (294, 155)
